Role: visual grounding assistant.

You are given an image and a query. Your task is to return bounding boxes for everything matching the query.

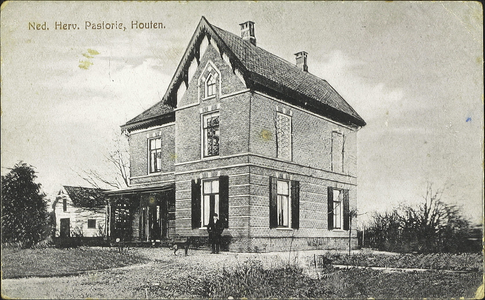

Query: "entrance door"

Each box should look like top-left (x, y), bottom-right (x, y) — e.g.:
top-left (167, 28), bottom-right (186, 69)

top-left (60, 218), bottom-right (70, 238)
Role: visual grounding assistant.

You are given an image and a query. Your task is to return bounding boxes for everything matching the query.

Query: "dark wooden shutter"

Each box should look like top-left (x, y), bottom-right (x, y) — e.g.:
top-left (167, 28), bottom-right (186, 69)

top-left (291, 180), bottom-right (300, 229)
top-left (219, 175), bottom-right (229, 228)
top-left (269, 177), bottom-right (277, 228)
top-left (343, 189), bottom-right (350, 230)
top-left (327, 187), bottom-right (333, 230)
top-left (191, 179), bottom-right (201, 229)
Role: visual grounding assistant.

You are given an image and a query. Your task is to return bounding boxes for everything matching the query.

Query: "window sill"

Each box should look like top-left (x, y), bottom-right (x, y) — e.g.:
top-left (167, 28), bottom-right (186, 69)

top-left (201, 155), bottom-right (220, 160)
top-left (202, 95), bottom-right (216, 101)
top-left (275, 227), bottom-right (293, 231)
top-left (330, 229), bottom-right (347, 232)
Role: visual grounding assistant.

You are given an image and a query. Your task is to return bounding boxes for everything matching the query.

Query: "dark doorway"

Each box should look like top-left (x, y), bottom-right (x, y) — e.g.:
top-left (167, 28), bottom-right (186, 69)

top-left (60, 218), bottom-right (70, 238)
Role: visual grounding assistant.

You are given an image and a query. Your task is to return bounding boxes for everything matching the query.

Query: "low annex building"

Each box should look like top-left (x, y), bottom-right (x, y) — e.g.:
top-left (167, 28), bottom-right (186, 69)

top-left (106, 17), bottom-right (366, 252)
top-left (53, 186), bottom-right (107, 238)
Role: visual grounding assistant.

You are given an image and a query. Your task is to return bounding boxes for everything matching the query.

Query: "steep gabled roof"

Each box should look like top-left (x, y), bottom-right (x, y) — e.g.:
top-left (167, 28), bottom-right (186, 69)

top-left (122, 16), bottom-right (365, 132)
top-left (63, 186), bottom-right (107, 208)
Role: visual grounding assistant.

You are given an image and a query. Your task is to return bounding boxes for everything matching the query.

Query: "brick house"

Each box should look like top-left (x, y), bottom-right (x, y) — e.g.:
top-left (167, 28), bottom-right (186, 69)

top-left (52, 186), bottom-right (107, 238)
top-left (106, 17), bottom-right (366, 252)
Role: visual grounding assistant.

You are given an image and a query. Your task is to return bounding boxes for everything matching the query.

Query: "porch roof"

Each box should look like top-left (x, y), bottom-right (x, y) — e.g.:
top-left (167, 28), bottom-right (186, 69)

top-left (104, 183), bottom-right (174, 196)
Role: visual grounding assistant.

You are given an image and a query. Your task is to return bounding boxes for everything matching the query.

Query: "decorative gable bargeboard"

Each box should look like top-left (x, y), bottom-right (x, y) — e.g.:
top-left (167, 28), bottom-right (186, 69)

top-left (107, 17), bottom-right (366, 252)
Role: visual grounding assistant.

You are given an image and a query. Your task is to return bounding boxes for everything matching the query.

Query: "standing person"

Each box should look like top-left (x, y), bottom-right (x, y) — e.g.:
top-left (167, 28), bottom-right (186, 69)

top-left (207, 213), bottom-right (223, 254)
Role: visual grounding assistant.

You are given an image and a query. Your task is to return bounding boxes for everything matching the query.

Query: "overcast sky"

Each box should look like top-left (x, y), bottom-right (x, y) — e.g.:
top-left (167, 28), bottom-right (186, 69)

top-left (1, 1), bottom-right (483, 224)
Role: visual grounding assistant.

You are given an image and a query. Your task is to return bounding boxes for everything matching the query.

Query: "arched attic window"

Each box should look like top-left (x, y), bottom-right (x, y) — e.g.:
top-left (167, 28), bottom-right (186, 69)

top-left (205, 74), bottom-right (216, 98)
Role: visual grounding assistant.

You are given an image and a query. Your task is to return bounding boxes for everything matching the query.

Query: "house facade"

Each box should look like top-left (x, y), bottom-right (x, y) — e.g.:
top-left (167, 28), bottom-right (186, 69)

top-left (106, 17), bottom-right (366, 252)
top-left (53, 186), bottom-right (107, 238)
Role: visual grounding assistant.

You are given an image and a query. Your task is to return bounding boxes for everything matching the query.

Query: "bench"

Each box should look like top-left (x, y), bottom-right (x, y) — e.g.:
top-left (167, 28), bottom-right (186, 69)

top-left (170, 236), bottom-right (191, 256)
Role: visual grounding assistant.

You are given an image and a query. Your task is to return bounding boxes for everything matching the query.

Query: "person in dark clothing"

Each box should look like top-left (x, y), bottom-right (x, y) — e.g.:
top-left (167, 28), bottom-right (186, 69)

top-left (207, 213), bottom-right (223, 254)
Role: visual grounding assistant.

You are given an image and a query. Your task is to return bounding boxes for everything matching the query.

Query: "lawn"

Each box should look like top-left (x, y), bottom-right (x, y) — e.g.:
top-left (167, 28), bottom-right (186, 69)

top-left (317, 252), bottom-right (483, 272)
top-left (146, 258), bottom-right (483, 299)
top-left (1, 246), bottom-right (148, 279)
top-left (2, 248), bottom-right (483, 299)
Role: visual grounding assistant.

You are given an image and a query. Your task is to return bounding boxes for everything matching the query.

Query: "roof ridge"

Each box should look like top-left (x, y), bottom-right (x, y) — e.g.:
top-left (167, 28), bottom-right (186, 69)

top-left (212, 24), bottom-right (334, 85)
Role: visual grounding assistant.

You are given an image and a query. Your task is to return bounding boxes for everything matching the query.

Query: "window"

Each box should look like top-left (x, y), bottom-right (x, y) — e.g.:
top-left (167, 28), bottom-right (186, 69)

top-left (206, 74), bottom-right (216, 97)
top-left (332, 189), bottom-right (343, 229)
top-left (63, 199), bottom-right (67, 212)
top-left (327, 187), bottom-right (349, 230)
top-left (202, 113), bottom-right (220, 157)
top-left (269, 177), bottom-right (299, 229)
top-left (202, 179), bottom-right (219, 227)
top-left (191, 176), bottom-right (229, 229)
top-left (331, 131), bottom-right (344, 173)
top-left (88, 219), bottom-right (96, 229)
top-left (149, 138), bottom-right (162, 173)
top-left (277, 180), bottom-right (290, 227)
top-left (276, 113), bottom-right (291, 160)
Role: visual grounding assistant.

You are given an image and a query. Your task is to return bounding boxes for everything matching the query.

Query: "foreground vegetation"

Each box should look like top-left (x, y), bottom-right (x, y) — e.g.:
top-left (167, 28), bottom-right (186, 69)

top-left (146, 259), bottom-right (482, 299)
top-left (2, 246), bottom-right (147, 279)
top-left (319, 252), bottom-right (483, 272)
top-left (2, 247), bottom-right (482, 299)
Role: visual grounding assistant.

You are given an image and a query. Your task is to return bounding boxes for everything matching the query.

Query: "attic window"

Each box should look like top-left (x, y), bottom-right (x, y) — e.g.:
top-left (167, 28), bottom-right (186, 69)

top-left (63, 199), bottom-right (67, 212)
top-left (205, 74), bottom-right (216, 97)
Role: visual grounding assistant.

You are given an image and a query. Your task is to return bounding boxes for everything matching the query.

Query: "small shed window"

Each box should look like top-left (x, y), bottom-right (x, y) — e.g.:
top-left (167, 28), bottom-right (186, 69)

top-left (88, 219), bottom-right (96, 229)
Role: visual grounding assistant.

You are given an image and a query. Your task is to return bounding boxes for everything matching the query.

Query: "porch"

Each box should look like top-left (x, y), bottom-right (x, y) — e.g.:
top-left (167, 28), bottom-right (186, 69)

top-left (105, 184), bottom-right (175, 243)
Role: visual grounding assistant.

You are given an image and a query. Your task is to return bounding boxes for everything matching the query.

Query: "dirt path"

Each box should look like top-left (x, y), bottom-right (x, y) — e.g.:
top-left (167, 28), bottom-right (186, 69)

top-left (1, 247), bottom-right (305, 299)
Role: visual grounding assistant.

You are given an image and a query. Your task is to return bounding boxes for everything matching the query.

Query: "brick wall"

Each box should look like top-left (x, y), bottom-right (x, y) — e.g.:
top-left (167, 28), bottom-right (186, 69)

top-left (249, 93), bottom-right (358, 177)
top-left (129, 124), bottom-right (175, 180)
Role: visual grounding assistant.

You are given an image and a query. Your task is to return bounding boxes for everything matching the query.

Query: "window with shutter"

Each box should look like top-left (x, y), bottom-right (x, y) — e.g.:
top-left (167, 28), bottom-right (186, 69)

top-left (269, 177), bottom-right (299, 229)
top-left (328, 187), bottom-right (350, 230)
top-left (192, 176), bottom-right (229, 228)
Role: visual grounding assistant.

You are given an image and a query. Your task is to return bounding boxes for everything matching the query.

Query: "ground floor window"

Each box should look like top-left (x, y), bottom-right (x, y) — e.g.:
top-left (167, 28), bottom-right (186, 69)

top-left (270, 177), bottom-right (299, 229)
top-left (88, 219), bottom-right (96, 229)
top-left (328, 187), bottom-right (350, 230)
top-left (202, 179), bottom-right (219, 227)
top-left (191, 176), bottom-right (229, 229)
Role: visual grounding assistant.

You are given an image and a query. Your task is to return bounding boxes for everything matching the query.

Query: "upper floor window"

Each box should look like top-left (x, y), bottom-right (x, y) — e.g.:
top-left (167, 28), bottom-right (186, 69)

top-left (149, 138), bottom-right (162, 173)
top-left (203, 112), bottom-right (220, 157)
top-left (63, 199), bottom-right (67, 212)
top-left (276, 112), bottom-right (292, 160)
top-left (205, 74), bottom-right (216, 98)
top-left (331, 131), bottom-right (344, 173)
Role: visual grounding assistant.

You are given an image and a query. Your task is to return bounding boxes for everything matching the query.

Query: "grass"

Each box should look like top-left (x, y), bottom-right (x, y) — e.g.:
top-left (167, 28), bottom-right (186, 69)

top-left (144, 258), bottom-right (483, 299)
top-left (318, 252), bottom-right (483, 271)
top-left (1, 246), bottom-right (148, 279)
top-left (2, 248), bottom-right (483, 299)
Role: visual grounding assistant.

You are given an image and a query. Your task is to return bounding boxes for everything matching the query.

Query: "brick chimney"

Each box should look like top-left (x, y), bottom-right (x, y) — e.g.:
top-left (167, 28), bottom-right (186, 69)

top-left (295, 51), bottom-right (308, 72)
top-left (240, 21), bottom-right (256, 46)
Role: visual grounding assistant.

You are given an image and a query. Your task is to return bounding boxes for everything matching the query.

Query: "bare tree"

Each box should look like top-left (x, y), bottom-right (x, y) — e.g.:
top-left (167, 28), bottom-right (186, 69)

top-left (76, 132), bottom-right (130, 189)
top-left (366, 183), bottom-right (472, 253)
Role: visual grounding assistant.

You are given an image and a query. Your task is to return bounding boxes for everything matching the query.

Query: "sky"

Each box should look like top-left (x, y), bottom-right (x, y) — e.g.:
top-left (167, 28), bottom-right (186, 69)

top-left (1, 1), bottom-right (483, 224)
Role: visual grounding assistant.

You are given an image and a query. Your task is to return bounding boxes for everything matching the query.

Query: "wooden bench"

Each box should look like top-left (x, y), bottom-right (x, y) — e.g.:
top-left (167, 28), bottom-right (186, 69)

top-left (170, 236), bottom-right (190, 256)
